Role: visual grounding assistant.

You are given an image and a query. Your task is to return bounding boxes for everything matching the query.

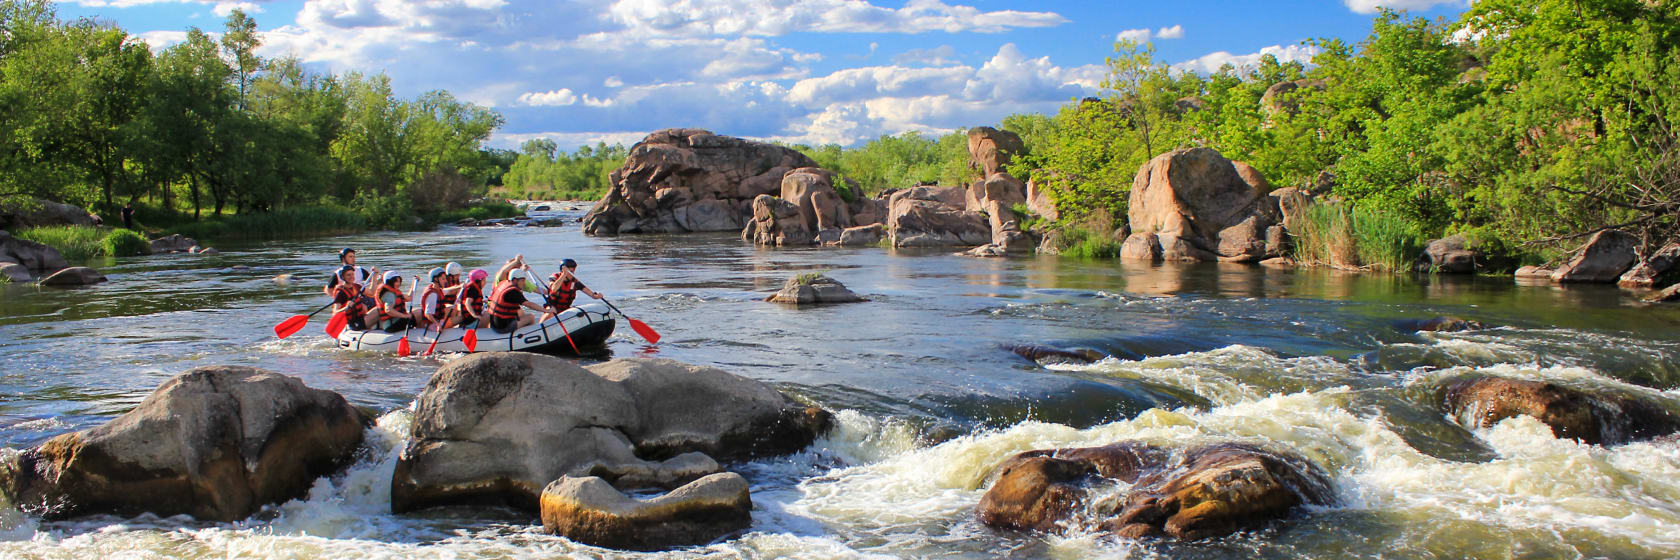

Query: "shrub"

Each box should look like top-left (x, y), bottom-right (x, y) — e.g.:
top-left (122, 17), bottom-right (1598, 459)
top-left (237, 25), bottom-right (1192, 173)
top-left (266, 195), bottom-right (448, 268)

top-left (1059, 226), bottom-right (1121, 259)
top-left (102, 228), bottom-right (150, 256)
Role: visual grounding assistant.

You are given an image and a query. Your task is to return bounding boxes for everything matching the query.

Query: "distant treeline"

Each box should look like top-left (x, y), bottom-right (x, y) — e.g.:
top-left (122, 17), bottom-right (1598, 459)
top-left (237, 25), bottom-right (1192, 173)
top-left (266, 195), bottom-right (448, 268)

top-left (496, 139), bottom-right (627, 201)
top-left (787, 1), bottom-right (1680, 262)
top-left (0, 0), bottom-right (509, 229)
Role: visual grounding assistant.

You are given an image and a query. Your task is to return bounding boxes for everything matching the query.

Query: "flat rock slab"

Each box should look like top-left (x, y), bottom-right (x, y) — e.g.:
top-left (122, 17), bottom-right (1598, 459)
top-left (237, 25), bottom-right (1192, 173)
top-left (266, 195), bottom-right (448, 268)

top-left (541, 472), bottom-right (751, 550)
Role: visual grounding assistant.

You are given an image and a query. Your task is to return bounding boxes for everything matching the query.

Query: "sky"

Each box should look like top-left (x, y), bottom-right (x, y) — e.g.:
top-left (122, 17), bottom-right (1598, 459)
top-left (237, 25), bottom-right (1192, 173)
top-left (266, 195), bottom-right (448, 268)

top-left (57, 0), bottom-right (1471, 151)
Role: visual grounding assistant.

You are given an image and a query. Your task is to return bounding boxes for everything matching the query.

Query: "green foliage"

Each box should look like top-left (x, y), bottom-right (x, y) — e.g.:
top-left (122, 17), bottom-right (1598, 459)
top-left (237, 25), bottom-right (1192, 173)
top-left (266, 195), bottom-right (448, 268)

top-left (166, 206), bottom-right (367, 242)
top-left (1056, 226), bottom-right (1122, 259)
top-left (15, 226), bottom-right (108, 261)
top-left (101, 228), bottom-right (149, 256)
top-left (1292, 203), bottom-right (1421, 271)
top-left (433, 201), bottom-right (521, 223)
top-left (793, 271), bottom-right (826, 285)
top-left (789, 130), bottom-right (972, 195)
top-left (500, 141), bottom-right (625, 201)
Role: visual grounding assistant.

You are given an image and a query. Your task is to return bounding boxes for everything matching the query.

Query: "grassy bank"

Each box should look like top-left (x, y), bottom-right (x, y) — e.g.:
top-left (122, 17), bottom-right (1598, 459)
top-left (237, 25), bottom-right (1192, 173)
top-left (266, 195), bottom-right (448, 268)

top-left (14, 226), bottom-right (149, 260)
top-left (1292, 203), bottom-right (1421, 271)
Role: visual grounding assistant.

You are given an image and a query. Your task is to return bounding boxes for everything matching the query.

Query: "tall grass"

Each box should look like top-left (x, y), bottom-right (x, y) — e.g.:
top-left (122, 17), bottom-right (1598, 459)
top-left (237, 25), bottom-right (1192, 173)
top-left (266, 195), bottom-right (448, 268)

top-left (1293, 203), bottom-right (1421, 271)
top-left (1058, 225), bottom-right (1121, 259)
top-left (433, 201), bottom-right (522, 223)
top-left (15, 226), bottom-right (109, 261)
top-left (167, 206), bottom-right (368, 242)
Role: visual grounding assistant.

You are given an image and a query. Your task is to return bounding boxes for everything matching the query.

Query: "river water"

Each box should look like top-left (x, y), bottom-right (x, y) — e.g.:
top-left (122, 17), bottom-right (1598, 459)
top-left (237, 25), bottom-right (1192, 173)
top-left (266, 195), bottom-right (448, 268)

top-left (2, 208), bottom-right (1679, 559)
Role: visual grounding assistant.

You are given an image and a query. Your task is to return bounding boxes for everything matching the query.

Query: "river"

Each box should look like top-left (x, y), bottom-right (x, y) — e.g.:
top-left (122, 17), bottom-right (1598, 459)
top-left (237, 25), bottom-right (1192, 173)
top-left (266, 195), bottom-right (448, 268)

top-left (3, 208), bottom-right (1679, 559)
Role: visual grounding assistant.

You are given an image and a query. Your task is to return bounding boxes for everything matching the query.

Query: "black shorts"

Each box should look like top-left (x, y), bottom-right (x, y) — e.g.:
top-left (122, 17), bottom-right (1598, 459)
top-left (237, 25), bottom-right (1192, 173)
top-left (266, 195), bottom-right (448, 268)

top-left (456, 317), bottom-right (479, 329)
top-left (380, 318), bottom-right (413, 333)
top-left (489, 315), bottom-right (517, 334)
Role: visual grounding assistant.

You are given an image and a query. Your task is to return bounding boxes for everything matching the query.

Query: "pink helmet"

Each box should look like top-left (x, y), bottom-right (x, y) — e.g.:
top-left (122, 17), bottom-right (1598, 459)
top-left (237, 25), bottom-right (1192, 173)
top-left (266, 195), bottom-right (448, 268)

top-left (469, 268), bottom-right (488, 282)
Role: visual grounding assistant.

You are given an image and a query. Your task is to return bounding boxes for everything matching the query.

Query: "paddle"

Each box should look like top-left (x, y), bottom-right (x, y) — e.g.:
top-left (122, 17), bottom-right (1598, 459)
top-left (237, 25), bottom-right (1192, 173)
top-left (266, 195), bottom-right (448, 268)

top-left (530, 271), bottom-right (580, 353)
top-left (398, 276), bottom-right (418, 357)
top-left (274, 300), bottom-right (333, 339)
top-left (324, 310), bottom-right (349, 338)
top-left (602, 298), bottom-right (660, 344)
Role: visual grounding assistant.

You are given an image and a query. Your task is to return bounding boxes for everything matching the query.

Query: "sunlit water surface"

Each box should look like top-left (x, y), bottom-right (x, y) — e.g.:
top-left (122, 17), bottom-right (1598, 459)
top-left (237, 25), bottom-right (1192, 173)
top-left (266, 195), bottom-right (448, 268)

top-left (2, 208), bottom-right (1678, 559)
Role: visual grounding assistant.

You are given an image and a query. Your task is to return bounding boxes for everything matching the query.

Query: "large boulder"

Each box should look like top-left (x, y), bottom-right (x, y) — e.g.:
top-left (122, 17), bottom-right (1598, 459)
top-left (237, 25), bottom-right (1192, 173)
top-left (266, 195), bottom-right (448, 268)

top-left (0, 198), bottom-right (96, 230)
top-left (1551, 230), bottom-right (1639, 283)
top-left (540, 472), bottom-right (751, 551)
top-left (1417, 235), bottom-right (1479, 273)
top-left (1619, 242), bottom-right (1679, 288)
top-left (390, 354), bottom-right (830, 513)
top-left (0, 366), bottom-right (367, 521)
top-left (967, 126), bottom-right (1025, 178)
top-left (0, 230), bottom-right (69, 272)
top-left (1121, 148), bottom-right (1277, 263)
top-left (582, 129), bottom-right (817, 235)
top-left (765, 273), bottom-right (862, 305)
top-left (977, 442), bottom-right (1334, 540)
top-left (148, 234), bottom-right (198, 254)
top-left (828, 223), bottom-right (885, 247)
top-left (1024, 173), bottom-right (1059, 222)
top-left (887, 186), bottom-right (991, 248)
top-left (38, 266), bottom-right (106, 287)
top-left (780, 167), bottom-right (852, 234)
top-left (742, 194), bottom-right (812, 247)
top-left (1439, 376), bottom-right (1680, 445)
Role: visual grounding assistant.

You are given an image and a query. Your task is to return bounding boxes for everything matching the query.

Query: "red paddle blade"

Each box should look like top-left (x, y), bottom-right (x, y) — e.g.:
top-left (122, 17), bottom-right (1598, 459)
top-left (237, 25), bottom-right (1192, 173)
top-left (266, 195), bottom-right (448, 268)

top-left (463, 329), bottom-right (478, 352)
top-left (628, 318), bottom-right (660, 344)
top-left (274, 314), bottom-right (309, 339)
top-left (398, 336), bottom-right (411, 356)
top-left (324, 312), bottom-right (349, 338)
top-left (423, 330), bottom-right (442, 356)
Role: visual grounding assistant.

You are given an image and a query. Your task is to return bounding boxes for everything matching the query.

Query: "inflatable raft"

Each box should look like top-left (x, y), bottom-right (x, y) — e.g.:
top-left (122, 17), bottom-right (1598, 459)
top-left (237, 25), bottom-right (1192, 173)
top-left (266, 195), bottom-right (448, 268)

top-left (333, 303), bottom-right (616, 354)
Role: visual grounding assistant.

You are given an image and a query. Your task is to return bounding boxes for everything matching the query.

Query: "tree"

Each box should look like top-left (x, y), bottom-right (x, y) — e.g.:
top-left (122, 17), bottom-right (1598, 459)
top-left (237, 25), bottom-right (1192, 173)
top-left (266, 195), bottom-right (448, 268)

top-left (221, 8), bottom-right (261, 112)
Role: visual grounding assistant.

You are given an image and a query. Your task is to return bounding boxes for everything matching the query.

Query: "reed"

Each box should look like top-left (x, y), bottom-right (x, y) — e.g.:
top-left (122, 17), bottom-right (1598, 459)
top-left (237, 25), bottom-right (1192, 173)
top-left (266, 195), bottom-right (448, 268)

top-left (1292, 203), bottom-right (1420, 271)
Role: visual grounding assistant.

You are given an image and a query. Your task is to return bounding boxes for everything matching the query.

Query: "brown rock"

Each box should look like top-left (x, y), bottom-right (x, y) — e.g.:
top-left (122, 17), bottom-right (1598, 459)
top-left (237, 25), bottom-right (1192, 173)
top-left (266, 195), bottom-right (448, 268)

top-left (1645, 283), bottom-right (1679, 303)
top-left (781, 167), bottom-right (852, 234)
top-left (1007, 344), bottom-right (1104, 365)
top-left (0, 366), bottom-right (367, 521)
top-left (765, 273), bottom-right (862, 305)
top-left (1025, 173), bottom-right (1058, 222)
top-left (1551, 230), bottom-right (1639, 283)
top-left (1125, 148), bottom-right (1274, 262)
top-left (1268, 187), bottom-right (1312, 234)
top-left (967, 126), bottom-right (1025, 178)
top-left (148, 234), bottom-right (197, 254)
top-left (1515, 265), bottom-right (1553, 279)
top-left (1619, 243), bottom-right (1679, 288)
top-left (887, 187), bottom-right (991, 248)
top-left (38, 266), bottom-right (106, 286)
top-left (1419, 235), bottom-right (1479, 273)
top-left (830, 224), bottom-right (885, 247)
top-left (848, 196), bottom-right (887, 228)
top-left (540, 473), bottom-right (751, 551)
top-left (1440, 376), bottom-right (1680, 445)
top-left (583, 129), bottom-right (817, 235)
top-left (1260, 79), bottom-right (1326, 116)
top-left (1120, 232), bottom-right (1160, 261)
top-left (0, 229), bottom-right (69, 272)
top-left (742, 194), bottom-right (812, 247)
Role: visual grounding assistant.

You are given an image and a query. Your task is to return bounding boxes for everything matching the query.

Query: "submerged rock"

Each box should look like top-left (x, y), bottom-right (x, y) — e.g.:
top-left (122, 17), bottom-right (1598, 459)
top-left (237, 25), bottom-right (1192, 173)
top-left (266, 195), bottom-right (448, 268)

top-left (38, 266), bottom-right (106, 286)
top-left (1400, 316), bottom-right (1486, 333)
top-left (976, 442), bottom-right (1334, 540)
top-left (540, 472), bottom-right (751, 550)
top-left (1007, 344), bottom-right (1105, 365)
top-left (1439, 376), bottom-right (1680, 445)
top-left (0, 366), bottom-right (367, 521)
top-left (765, 273), bottom-right (862, 305)
top-left (1646, 283), bottom-right (1680, 303)
top-left (390, 354), bottom-right (830, 514)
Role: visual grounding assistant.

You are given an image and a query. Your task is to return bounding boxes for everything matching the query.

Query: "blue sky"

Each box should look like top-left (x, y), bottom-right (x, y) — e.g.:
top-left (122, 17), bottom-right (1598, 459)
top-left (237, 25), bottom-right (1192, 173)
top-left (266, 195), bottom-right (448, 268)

top-left (59, 0), bottom-right (1470, 150)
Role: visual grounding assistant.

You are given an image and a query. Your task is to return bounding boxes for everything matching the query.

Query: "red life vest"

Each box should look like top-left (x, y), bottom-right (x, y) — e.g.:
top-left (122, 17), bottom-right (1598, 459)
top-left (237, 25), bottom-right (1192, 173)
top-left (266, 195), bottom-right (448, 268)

top-left (420, 283), bottom-right (448, 321)
top-left (440, 279), bottom-right (459, 307)
top-left (335, 283), bottom-right (368, 318)
top-left (546, 274), bottom-right (582, 310)
top-left (489, 281), bottom-right (523, 320)
top-left (457, 279), bottom-right (486, 316)
top-left (375, 284), bottom-right (407, 319)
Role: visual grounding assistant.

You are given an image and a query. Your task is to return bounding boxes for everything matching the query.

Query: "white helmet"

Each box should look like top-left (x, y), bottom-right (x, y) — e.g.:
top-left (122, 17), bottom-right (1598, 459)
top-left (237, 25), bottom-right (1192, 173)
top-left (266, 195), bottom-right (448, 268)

top-left (444, 262), bottom-right (462, 276)
top-left (508, 268), bottom-right (526, 280)
top-left (382, 270), bottom-right (402, 285)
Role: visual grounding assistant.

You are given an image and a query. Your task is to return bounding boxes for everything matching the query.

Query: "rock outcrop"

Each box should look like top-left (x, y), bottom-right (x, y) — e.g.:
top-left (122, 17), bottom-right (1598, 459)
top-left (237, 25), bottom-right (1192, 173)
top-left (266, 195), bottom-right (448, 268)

top-left (765, 273), bottom-right (862, 305)
top-left (0, 366), bottom-right (367, 521)
top-left (37, 266), bottom-right (106, 287)
top-left (887, 186), bottom-right (991, 248)
top-left (1260, 79), bottom-right (1326, 117)
top-left (742, 195), bottom-right (810, 247)
top-left (1551, 230), bottom-right (1638, 283)
top-left (1121, 148), bottom-right (1282, 263)
top-left (149, 234), bottom-right (198, 254)
top-left (390, 354), bottom-right (830, 513)
top-left (0, 198), bottom-right (96, 230)
top-left (583, 129), bottom-right (817, 236)
top-left (540, 472), bottom-right (751, 550)
top-left (1439, 376), bottom-right (1680, 445)
top-left (967, 127), bottom-right (1024, 178)
top-left (1619, 242), bottom-right (1679, 288)
top-left (976, 442), bottom-right (1335, 540)
top-left (827, 223), bottom-right (885, 247)
top-left (0, 230), bottom-right (69, 273)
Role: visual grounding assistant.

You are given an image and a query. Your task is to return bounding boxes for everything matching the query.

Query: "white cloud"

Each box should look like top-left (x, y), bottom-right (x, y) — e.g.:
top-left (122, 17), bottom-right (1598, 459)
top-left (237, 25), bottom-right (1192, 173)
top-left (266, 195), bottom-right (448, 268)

top-left (518, 88), bottom-right (578, 106)
top-left (1116, 24), bottom-right (1184, 43)
top-left (213, 1), bottom-right (262, 16)
top-left (1343, 0), bottom-right (1466, 14)
top-left (133, 29), bottom-right (191, 52)
top-left (1173, 43), bottom-right (1322, 74)
top-left (490, 130), bottom-right (650, 150)
top-left (605, 0), bottom-right (1066, 37)
top-left (603, 76), bottom-right (624, 88)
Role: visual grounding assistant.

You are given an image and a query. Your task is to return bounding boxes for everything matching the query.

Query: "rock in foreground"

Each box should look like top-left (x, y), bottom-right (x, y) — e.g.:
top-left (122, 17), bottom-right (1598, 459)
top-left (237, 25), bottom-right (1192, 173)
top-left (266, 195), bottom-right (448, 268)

top-left (391, 354), bottom-right (830, 513)
top-left (977, 442), bottom-right (1335, 540)
top-left (541, 472), bottom-right (751, 550)
top-left (1439, 376), bottom-right (1680, 445)
top-left (38, 266), bottom-right (106, 287)
top-left (765, 273), bottom-right (862, 305)
top-left (0, 366), bottom-right (367, 521)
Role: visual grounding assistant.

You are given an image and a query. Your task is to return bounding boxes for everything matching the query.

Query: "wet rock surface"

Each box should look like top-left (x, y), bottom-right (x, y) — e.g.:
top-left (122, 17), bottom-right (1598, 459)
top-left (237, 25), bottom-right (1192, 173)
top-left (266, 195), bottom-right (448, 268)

top-left (1439, 376), bottom-right (1680, 445)
top-left (977, 442), bottom-right (1335, 540)
top-left (0, 366), bottom-right (367, 521)
top-left (765, 273), bottom-right (862, 305)
top-left (1007, 344), bottom-right (1105, 365)
top-left (540, 472), bottom-right (751, 551)
top-left (390, 354), bottom-right (830, 513)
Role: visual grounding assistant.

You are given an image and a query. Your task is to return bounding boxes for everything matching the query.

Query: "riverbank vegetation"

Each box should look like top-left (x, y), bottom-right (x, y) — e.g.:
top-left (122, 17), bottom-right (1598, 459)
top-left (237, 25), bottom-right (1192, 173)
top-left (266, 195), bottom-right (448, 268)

top-left (786, 1), bottom-right (1680, 267)
top-left (14, 226), bottom-right (148, 260)
top-left (496, 140), bottom-right (626, 201)
top-left (0, 1), bottom-right (511, 241)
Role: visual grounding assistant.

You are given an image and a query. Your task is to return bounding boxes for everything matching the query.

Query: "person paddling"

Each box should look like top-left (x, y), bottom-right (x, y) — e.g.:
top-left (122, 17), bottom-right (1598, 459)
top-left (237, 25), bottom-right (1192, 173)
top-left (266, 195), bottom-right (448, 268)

top-left (330, 266), bottom-right (374, 332)
top-left (324, 248), bottom-right (378, 298)
top-left (416, 267), bottom-right (449, 330)
top-left (487, 256), bottom-right (544, 334)
top-left (539, 258), bottom-right (604, 321)
top-left (452, 268), bottom-right (489, 329)
top-left (373, 271), bottom-right (414, 332)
